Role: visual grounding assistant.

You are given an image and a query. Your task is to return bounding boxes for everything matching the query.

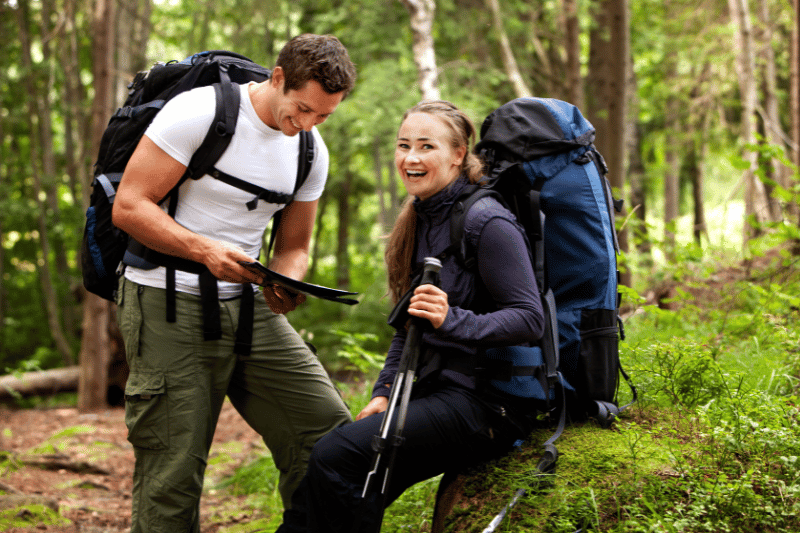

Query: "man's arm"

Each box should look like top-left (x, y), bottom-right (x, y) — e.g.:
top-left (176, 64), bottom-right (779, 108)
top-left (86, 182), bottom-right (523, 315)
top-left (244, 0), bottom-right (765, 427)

top-left (262, 198), bottom-right (319, 313)
top-left (112, 135), bottom-right (263, 285)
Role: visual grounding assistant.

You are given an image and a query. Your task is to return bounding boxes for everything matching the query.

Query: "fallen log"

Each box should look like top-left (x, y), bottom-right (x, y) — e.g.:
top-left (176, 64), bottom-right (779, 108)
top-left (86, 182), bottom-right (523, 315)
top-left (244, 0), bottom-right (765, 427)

top-left (0, 367), bottom-right (80, 399)
top-left (21, 453), bottom-right (111, 475)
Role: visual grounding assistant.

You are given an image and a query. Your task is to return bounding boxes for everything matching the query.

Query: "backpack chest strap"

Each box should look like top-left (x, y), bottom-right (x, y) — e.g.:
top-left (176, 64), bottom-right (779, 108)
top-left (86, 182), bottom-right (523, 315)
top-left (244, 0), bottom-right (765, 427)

top-left (207, 167), bottom-right (295, 210)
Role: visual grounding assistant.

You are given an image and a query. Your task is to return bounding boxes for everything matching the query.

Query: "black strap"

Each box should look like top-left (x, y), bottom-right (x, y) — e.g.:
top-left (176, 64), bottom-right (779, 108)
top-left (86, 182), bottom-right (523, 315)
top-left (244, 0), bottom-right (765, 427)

top-left (540, 288), bottom-right (560, 390)
top-left (199, 269), bottom-right (222, 341)
top-left (234, 284), bottom-right (255, 356)
top-left (207, 167), bottom-right (295, 210)
top-left (446, 184), bottom-right (495, 270)
top-left (266, 129), bottom-right (315, 258)
top-left (165, 191), bottom-right (181, 323)
top-left (185, 79), bottom-right (240, 181)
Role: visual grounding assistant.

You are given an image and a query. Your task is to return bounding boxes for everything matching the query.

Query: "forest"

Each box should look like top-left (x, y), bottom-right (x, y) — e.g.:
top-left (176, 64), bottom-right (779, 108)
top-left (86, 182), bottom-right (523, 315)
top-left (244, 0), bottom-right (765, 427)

top-left (1, 0), bottom-right (800, 531)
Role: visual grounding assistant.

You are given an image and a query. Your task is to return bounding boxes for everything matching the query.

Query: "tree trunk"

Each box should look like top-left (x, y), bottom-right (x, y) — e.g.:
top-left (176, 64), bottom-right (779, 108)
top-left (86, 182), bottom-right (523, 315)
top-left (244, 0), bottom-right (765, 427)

top-left (793, 0), bottom-right (800, 173)
top-left (587, 1), bottom-right (610, 151)
top-left (374, 136), bottom-right (389, 233)
top-left (689, 141), bottom-right (708, 245)
top-left (790, 0), bottom-right (800, 239)
top-left (41, 0), bottom-right (77, 344)
top-left (62, 0), bottom-right (89, 205)
top-left (399, 0), bottom-right (441, 101)
top-left (589, 0), bottom-right (630, 285)
top-left (0, 112), bottom-right (5, 356)
top-left (16, 0), bottom-right (75, 366)
top-left (78, 0), bottom-right (116, 412)
top-left (308, 190), bottom-right (329, 283)
top-left (689, 66), bottom-right (712, 247)
top-left (116, 0), bottom-right (153, 107)
top-left (628, 123), bottom-right (651, 266)
top-left (756, 0), bottom-right (785, 221)
top-left (607, 0), bottom-right (630, 286)
top-left (728, 0), bottom-right (771, 242)
top-left (664, 95), bottom-right (680, 261)
top-left (561, 0), bottom-right (583, 108)
top-left (336, 172), bottom-right (352, 290)
top-left (485, 0), bottom-right (531, 98)
top-left (626, 52), bottom-right (650, 268)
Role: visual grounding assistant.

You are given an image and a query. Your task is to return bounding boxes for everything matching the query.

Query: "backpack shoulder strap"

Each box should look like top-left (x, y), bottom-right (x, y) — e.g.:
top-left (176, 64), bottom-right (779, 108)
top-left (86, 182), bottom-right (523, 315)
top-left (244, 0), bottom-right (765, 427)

top-left (296, 129), bottom-right (315, 192)
top-left (185, 79), bottom-right (240, 181)
top-left (266, 130), bottom-right (315, 256)
top-left (446, 184), bottom-right (498, 269)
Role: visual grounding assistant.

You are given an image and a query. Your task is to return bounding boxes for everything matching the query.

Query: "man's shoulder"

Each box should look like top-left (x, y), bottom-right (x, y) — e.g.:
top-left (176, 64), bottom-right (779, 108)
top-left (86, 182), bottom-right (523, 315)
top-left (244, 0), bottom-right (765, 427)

top-left (169, 85), bottom-right (216, 115)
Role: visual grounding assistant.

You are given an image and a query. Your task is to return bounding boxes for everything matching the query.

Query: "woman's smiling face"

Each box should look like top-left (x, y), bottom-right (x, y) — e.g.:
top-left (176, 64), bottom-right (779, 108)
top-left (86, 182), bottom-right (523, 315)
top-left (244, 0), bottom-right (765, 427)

top-left (395, 113), bottom-right (466, 201)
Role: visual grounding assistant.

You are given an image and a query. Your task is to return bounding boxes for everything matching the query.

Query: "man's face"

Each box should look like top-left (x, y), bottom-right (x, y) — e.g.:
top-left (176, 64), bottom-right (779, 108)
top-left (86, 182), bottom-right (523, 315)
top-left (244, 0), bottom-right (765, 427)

top-left (266, 67), bottom-right (344, 136)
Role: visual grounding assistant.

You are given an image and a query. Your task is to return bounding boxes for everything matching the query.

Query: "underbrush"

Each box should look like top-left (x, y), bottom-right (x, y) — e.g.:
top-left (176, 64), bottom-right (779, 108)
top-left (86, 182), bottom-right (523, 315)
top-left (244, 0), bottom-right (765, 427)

top-left (214, 246), bottom-right (800, 532)
top-left (456, 249), bottom-right (800, 532)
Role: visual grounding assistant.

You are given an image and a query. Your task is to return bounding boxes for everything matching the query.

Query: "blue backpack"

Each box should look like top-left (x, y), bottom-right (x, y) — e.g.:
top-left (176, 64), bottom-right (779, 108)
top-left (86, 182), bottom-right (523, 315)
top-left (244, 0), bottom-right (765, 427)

top-left (450, 97), bottom-right (636, 428)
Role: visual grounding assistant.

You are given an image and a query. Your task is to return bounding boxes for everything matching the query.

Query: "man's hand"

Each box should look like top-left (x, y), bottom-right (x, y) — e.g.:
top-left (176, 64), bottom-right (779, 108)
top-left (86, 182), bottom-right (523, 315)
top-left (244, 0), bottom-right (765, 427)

top-left (202, 241), bottom-right (264, 285)
top-left (263, 284), bottom-right (306, 314)
top-left (356, 396), bottom-right (388, 421)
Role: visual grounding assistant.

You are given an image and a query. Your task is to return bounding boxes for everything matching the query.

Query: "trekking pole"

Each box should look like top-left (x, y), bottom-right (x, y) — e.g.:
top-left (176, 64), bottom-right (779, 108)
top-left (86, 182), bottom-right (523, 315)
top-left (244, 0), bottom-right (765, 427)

top-left (357, 257), bottom-right (442, 533)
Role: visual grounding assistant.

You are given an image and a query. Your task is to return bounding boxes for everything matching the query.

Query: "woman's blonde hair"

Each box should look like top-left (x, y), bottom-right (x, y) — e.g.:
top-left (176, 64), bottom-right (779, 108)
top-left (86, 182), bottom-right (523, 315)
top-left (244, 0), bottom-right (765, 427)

top-left (385, 100), bottom-right (485, 302)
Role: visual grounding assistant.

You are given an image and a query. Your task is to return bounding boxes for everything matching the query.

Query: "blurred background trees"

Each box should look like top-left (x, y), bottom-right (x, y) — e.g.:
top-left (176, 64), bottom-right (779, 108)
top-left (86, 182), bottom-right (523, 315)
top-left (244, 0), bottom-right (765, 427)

top-left (0, 0), bottom-right (797, 409)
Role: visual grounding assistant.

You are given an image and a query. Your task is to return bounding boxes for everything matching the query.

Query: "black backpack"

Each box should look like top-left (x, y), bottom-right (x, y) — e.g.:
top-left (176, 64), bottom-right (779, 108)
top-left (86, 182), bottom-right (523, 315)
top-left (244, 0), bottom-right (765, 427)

top-left (81, 50), bottom-right (314, 304)
top-left (449, 98), bottom-right (636, 429)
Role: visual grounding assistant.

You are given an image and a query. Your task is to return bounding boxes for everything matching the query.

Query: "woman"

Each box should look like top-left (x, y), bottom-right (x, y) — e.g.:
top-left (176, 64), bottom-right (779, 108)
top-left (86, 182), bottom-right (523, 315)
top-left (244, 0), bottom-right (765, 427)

top-left (278, 100), bottom-right (544, 532)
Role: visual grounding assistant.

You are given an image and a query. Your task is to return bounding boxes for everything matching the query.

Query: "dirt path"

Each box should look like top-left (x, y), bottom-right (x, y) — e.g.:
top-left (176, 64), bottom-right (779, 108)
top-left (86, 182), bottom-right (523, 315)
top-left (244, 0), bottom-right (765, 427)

top-left (0, 402), bottom-right (268, 532)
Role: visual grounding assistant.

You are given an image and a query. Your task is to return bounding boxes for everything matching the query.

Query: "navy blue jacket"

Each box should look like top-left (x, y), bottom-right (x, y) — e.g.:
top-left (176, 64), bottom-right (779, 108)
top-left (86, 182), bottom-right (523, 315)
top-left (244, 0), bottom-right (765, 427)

top-left (373, 176), bottom-right (544, 398)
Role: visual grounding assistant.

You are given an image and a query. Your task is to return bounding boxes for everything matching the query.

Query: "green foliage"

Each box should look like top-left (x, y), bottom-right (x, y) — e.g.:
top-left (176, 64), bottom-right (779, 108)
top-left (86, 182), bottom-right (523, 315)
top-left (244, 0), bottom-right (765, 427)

top-left (215, 455), bottom-right (280, 497)
top-left (0, 504), bottom-right (70, 530)
top-left (27, 425), bottom-right (96, 456)
top-left (332, 329), bottom-right (386, 375)
top-left (627, 339), bottom-right (730, 408)
top-left (381, 474), bottom-right (441, 532)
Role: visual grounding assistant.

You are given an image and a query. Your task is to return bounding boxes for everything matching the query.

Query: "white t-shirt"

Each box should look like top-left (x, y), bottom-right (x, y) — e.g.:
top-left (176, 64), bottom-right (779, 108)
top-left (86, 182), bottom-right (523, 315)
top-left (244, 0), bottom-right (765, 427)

top-left (124, 82), bottom-right (329, 297)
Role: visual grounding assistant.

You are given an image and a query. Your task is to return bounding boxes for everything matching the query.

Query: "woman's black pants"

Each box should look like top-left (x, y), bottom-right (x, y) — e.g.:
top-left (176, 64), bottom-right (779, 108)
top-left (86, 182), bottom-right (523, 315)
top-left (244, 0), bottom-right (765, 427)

top-left (277, 384), bottom-right (524, 533)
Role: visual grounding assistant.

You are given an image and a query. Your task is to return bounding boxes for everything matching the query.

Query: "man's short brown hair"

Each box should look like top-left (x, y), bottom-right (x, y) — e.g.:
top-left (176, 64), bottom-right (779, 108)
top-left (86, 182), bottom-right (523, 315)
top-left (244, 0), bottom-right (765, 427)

top-left (276, 34), bottom-right (357, 97)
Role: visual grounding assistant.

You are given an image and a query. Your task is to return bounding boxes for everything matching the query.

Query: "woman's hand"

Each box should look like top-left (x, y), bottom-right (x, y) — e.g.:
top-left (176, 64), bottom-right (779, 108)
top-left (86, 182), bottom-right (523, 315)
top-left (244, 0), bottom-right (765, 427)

top-left (356, 396), bottom-right (388, 421)
top-left (407, 284), bottom-right (449, 329)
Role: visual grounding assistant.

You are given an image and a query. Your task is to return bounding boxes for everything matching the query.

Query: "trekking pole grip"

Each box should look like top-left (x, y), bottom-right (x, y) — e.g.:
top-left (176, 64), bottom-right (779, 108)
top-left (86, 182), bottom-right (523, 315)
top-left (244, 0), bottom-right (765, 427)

top-left (418, 256), bottom-right (443, 289)
top-left (392, 256), bottom-right (442, 429)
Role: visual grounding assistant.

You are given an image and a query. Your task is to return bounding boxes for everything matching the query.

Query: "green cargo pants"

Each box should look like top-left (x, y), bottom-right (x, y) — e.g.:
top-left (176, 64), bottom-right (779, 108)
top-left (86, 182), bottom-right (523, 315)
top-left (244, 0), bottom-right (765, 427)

top-left (117, 277), bottom-right (352, 533)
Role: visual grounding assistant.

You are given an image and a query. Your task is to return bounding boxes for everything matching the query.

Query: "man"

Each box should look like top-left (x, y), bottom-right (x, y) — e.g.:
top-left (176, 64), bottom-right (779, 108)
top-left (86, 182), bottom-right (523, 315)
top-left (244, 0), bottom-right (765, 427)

top-left (112, 34), bottom-right (357, 533)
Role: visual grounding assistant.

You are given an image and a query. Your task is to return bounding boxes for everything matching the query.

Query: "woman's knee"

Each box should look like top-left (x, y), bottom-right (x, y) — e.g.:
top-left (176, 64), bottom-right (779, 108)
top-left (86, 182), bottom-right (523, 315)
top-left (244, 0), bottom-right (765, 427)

top-left (307, 423), bottom-right (372, 485)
